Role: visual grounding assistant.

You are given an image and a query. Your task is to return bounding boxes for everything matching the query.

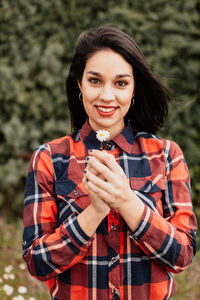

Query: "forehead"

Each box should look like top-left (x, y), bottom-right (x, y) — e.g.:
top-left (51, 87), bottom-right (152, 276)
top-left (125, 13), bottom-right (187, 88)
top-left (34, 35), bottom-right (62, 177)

top-left (84, 49), bottom-right (133, 75)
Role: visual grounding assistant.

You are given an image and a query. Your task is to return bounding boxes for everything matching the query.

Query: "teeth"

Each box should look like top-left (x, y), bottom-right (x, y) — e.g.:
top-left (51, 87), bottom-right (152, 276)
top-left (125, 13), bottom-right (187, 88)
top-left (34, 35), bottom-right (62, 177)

top-left (98, 106), bottom-right (116, 112)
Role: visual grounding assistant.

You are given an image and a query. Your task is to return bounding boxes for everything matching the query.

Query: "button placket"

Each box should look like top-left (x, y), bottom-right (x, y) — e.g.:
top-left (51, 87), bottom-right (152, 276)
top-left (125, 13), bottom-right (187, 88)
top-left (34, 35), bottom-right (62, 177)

top-left (111, 225), bottom-right (117, 231)
top-left (108, 190), bottom-right (120, 299)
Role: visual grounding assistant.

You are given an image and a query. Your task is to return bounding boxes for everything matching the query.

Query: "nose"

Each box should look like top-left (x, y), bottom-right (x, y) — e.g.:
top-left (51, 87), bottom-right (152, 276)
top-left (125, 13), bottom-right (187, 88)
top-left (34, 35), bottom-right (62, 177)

top-left (100, 84), bottom-right (115, 101)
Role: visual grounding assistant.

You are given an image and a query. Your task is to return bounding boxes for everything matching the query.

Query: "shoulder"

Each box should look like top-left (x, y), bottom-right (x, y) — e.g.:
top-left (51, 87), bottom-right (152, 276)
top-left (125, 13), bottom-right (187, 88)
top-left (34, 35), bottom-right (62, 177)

top-left (29, 131), bottom-right (81, 176)
top-left (134, 131), bottom-right (183, 159)
top-left (43, 130), bottom-right (80, 156)
top-left (134, 131), bottom-right (167, 151)
top-left (30, 130), bottom-right (80, 162)
top-left (136, 131), bottom-right (180, 147)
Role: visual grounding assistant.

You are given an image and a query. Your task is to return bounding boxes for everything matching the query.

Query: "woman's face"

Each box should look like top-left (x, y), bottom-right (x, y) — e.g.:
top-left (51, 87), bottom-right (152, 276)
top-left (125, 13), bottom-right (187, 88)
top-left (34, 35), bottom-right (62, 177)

top-left (78, 49), bottom-right (135, 139)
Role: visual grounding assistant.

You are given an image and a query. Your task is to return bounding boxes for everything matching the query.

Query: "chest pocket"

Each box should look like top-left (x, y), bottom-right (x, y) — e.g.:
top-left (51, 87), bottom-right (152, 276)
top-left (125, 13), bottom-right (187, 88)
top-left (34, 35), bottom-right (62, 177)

top-left (55, 179), bottom-right (90, 223)
top-left (130, 174), bottom-right (167, 215)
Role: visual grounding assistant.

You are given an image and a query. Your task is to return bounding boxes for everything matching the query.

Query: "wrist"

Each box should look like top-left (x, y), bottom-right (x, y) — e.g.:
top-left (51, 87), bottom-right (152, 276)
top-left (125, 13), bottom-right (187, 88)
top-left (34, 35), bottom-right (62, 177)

top-left (89, 203), bottom-right (110, 219)
top-left (118, 189), bottom-right (135, 212)
top-left (118, 191), bottom-right (145, 232)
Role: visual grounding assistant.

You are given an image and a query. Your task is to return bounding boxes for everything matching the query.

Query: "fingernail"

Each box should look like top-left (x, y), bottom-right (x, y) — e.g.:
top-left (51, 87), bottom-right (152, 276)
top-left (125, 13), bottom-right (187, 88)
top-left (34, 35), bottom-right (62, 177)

top-left (86, 156), bottom-right (90, 161)
top-left (83, 169), bottom-right (87, 174)
top-left (86, 178), bottom-right (89, 182)
top-left (88, 149), bottom-right (93, 153)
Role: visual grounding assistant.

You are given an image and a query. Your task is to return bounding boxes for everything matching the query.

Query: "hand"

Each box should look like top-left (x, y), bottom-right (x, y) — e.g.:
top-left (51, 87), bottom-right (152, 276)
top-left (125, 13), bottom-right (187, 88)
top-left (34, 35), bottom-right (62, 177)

top-left (83, 150), bottom-right (135, 211)
top-left (83, 162), bottom-right (110, 216)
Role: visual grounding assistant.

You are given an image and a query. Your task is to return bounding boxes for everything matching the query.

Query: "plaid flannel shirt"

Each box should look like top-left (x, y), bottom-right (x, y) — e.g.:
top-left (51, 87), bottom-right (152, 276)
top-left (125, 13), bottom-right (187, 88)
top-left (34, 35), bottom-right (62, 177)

top-left (23, 120), bottom-right (197, 300)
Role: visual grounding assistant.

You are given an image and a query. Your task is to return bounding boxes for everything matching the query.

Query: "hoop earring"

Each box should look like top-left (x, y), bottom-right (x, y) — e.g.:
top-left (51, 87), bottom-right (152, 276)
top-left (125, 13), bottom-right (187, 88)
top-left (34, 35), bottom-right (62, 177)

top-left (79, 92), bottom-right (83, 102)
top-left (131, 97), bottom-right (135, 107)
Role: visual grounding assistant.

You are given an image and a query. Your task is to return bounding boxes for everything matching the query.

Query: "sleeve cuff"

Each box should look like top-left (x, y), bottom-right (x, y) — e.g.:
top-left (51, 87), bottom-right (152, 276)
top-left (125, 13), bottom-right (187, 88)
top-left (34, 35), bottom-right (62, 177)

top-left (61, 213), bottom-right (92, 253)
top-left (128, 205), bottom-right (152, 242)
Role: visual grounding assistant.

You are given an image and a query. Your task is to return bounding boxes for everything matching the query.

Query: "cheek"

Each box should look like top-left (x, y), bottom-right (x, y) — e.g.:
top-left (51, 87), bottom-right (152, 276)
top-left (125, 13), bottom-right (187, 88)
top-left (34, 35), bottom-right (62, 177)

top-left (118, 93), bottom-right (132, 107)
top-left (83, 87), bottom-right (99, 103)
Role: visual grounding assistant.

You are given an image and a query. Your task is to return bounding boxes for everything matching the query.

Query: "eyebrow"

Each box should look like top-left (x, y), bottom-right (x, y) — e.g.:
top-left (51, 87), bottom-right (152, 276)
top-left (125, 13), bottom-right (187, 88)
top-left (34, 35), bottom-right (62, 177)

top-left (87, 71), bottom-right (131, 78)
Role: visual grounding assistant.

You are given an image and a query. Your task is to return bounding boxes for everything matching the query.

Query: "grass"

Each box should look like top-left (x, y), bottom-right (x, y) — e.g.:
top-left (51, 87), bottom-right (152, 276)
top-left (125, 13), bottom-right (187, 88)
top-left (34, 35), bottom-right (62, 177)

top-left (0, 216), bottom-right (199, 299)
top-left (0, 217), bottom-right (50, 300)
top-left (173, 251), bottom-right (200, 300)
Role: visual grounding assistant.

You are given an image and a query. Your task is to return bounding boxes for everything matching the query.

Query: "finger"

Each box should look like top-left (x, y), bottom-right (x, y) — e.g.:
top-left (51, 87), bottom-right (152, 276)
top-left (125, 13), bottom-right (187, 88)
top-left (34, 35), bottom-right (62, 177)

top-left (89, 150), bottom-right (125, 176)
top-left (85, 168), bottom-right (112, 195)
top-left (84, 165), bottom-right (106, 181)
top-left (87, 156), bottom-right (115, 182)
top-left (86, 176), bottom-right (111, 203)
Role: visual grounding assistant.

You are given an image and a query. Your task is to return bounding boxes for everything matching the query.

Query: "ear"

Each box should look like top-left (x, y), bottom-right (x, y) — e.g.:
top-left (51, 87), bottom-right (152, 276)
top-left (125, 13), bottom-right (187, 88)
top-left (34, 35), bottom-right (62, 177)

top-left (77, 80), bottom-right (82, 92)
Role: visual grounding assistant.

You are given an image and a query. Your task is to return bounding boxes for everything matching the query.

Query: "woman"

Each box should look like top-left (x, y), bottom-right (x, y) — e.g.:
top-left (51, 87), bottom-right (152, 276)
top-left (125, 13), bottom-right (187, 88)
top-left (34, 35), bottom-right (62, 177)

top-left (23, 26), bottom-right (197, 300)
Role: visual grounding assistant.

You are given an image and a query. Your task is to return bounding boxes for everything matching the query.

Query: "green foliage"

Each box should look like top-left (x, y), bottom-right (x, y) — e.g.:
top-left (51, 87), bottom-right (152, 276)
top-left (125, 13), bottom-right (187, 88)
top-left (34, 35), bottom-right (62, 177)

top-left (0, 217), bottom-right (50, 298)
top-left (0, 0), bottom-right (199, 218)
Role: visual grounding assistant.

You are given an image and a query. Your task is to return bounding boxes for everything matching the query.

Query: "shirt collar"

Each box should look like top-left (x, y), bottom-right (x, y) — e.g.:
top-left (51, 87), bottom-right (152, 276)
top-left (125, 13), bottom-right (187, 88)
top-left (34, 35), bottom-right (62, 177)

top-left (79, 119), bottom-right (135, 154)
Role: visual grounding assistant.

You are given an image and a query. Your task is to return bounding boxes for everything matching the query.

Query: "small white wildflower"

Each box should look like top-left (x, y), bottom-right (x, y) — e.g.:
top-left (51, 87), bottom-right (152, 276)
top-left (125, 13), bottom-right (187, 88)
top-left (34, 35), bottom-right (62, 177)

top-left (3, 273), bottom-right (9, 280)
top-left (29, 297), bottom-right (36, 300)
top-left (13, 295), bottom-right (25, 300)
top-left (19, 263), bottom-right (26, 270)
top-left (3, 284), bottom-right (14, 295)
top-left (17, 296), bottom-right (25, 300)
top-left (96, 130), bottom-right (110, 142)
top-left (5, 265), bottom-right (14, 273)
top-left (18, 286), bottom-right (27, 294)
top-left (9, 273), bottom-right (15, 280)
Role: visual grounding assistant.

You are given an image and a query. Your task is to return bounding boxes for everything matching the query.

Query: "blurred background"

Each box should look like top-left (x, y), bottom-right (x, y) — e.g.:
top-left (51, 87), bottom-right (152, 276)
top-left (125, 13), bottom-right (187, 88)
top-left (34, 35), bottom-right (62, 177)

top-left (0, 0), bottom-right (199, 299)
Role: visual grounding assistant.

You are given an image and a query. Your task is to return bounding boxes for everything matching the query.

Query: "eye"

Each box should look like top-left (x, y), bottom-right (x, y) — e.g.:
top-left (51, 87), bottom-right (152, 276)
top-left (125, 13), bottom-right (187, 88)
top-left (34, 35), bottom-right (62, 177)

top-left (116, 81), bottom-right (128, 87)
top-left (89, 78), bottom-right (101, 84)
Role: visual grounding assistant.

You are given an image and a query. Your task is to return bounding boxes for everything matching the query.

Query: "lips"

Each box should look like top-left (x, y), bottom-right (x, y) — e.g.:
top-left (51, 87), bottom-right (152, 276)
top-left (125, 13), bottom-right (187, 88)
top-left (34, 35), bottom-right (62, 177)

top-left (95, 105), bottom-right (118, 117)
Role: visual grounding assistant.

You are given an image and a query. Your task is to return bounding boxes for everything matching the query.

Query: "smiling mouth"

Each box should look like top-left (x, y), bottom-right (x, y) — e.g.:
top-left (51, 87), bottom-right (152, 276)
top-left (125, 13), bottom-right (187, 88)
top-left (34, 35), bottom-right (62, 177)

top-left (95, 105), bottom-right (118, 117)
top-left (96, 106), bottom-right (118, 112)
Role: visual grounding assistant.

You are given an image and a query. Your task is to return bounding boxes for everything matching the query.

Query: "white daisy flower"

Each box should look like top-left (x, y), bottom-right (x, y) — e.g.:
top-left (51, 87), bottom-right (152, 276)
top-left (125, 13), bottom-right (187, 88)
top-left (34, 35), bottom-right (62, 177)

top-left (3, 273), bottom-right (9, 280)
top-left (5, 265), bottom-right (14, 273)
top-left (19, 263), bottom-right (26, 270)
top-left (12, 296), bottom-right (25, 300)
top-left (18, 286), bottom-right (27, 294)
top-left (96, 130), bottom-right (110, 142)
top-left (3, 284), bottom-right (14, 295)
top-left (9, 274), bottom-right (15, 280)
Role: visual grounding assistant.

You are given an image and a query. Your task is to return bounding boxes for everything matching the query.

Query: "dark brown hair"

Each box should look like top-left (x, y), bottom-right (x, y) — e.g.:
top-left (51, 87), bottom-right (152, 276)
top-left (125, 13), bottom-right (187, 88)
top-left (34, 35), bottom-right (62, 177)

top-left (66, 26), bottom-right (171, 133)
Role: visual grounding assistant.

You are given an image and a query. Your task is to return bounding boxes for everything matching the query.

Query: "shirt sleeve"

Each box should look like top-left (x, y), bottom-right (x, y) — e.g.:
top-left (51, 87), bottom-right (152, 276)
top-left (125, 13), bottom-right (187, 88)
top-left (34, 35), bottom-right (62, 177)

top-left (23, 144), bottom-right (92, 281)
top-left (129, 140), bottom-right (197, 273)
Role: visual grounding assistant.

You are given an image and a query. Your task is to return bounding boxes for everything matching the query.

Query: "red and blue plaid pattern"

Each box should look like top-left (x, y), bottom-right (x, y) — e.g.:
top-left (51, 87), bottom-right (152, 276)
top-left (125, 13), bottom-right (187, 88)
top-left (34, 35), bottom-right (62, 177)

top-left (23, 120), bottom-right (197, 300)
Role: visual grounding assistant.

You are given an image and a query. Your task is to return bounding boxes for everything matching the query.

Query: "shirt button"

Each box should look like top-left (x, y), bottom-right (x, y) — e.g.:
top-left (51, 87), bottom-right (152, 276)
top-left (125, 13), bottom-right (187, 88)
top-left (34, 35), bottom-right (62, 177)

top-left (112, 288), bottom-right (117, 294)
top-left (73, 189), bottom-right (78, 196)
top-left (129, 234), bottom-right (137, 240)
top-left (111, 225), bottom-right (116, 230)
top-left (111, 257), bottom-right (117, 263)
top-left (106, 143), bottom-right (113, 150)
top-left (86, 241), bottom-right (91, 246)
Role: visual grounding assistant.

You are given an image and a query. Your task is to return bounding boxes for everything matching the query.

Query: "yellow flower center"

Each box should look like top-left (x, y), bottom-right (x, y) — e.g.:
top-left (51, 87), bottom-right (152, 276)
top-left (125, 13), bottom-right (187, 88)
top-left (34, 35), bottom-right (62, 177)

top-left (100, 133), bottom-right (104, 136)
